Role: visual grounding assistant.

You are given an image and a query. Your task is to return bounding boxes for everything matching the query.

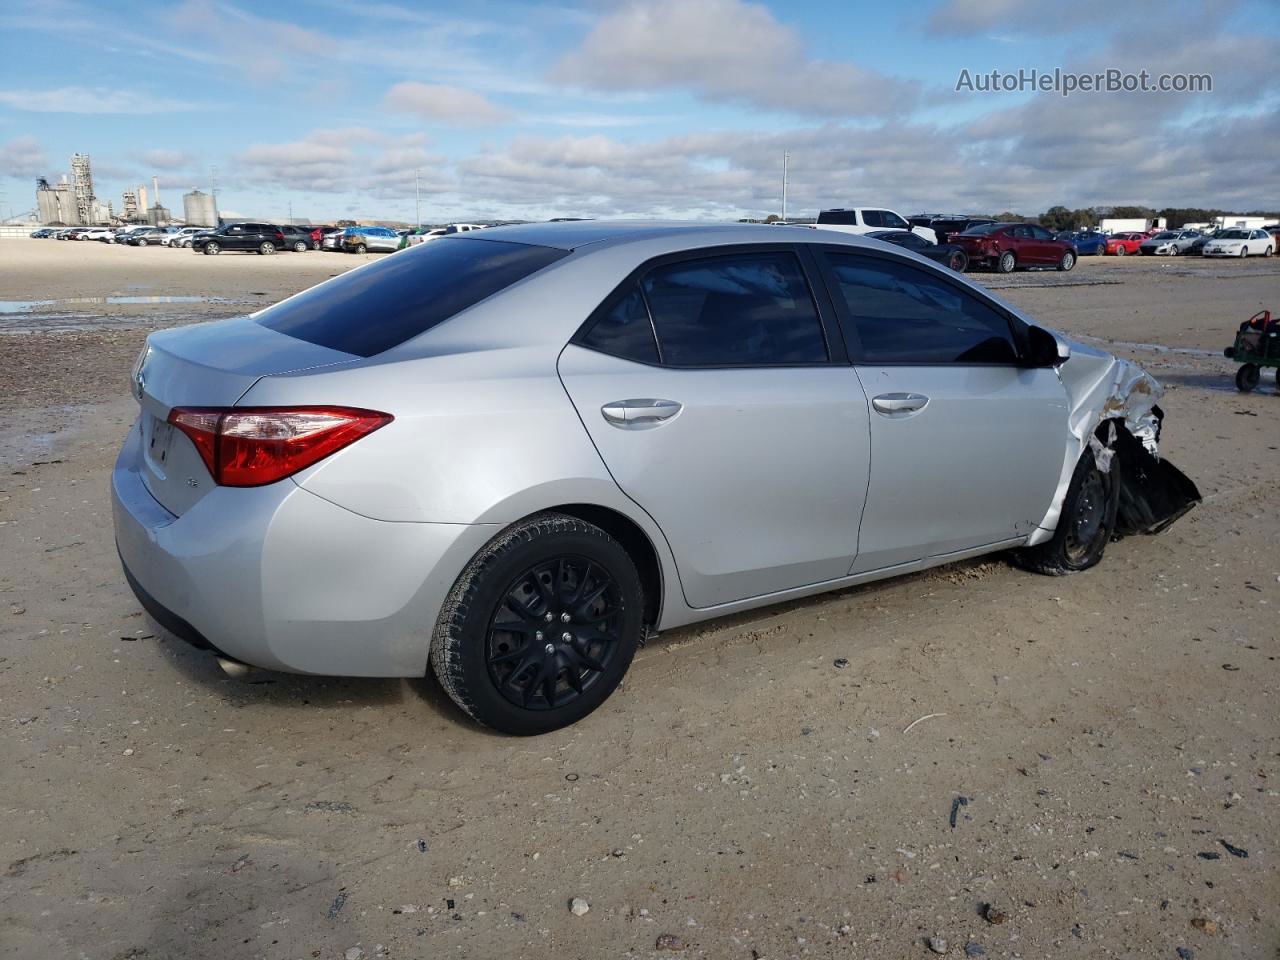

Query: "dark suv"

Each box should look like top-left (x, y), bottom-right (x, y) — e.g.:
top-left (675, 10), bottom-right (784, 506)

top-left (952, 222), bottom-right (1076, 273)
top-left (192, 222), bottom-right (286, 255)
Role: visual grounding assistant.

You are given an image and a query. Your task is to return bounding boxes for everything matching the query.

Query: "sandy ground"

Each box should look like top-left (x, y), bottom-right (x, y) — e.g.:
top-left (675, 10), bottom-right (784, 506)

top-left (0, 238), bottom-right (1277, 960)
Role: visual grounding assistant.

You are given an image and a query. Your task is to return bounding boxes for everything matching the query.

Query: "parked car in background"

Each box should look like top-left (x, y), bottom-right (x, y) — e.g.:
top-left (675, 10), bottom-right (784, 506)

top-left (1202, 228), bottom-right (1274, 258)
top-left (817, 208), bottom-right (938, 244)
top-left (74, 227), bottom-right (113, 241)
top-left (1104, 232), bottom-right (1145, 256)
top-left (404, 223), bottom-right (487, 248)
top-left (339, 225), bottom-right (400, 254)
top-left (280, 225), bottom-right (317, 252)
top-left (191, 222), bottom-right (286, 255)
top-left (127, 227), bottom-right (175, 247)
top-left (1139, 230), bottom-right (1203, 256)
top-left (29, 227), bottom-right (55, 238)
top-left (865, 229), bottom-right (969, 272)
top-left (162, 227), bottom-right (205, 248)
top-left (112, 222), bottom-right (1198, 734)
top-left (1054, 231), bottom-right (1106, 256)
top-left (321, 228), bottom-right (346, 250)
top-left (953, 222), bottom-right (1076, 273)
top-left (925, 217), bottom-right (997, 245)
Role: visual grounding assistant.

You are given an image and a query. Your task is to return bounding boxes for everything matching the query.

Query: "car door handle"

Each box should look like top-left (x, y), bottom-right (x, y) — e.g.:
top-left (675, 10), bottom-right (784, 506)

top-left (601, 399), bottom-right (683, 427)
top-left (871, 393), bottom-right (930, 416)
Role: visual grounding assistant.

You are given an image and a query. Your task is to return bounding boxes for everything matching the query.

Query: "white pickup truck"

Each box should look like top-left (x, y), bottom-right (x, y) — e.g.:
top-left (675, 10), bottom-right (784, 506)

top-left (814, 208), bottom-right (938, 245)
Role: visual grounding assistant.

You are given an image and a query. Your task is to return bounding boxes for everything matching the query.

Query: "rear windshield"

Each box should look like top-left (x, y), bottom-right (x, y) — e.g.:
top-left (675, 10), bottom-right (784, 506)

top-left (959, 223), bottom-right (1002, 236)
top-left (256, 237), bottom-right (567, 356)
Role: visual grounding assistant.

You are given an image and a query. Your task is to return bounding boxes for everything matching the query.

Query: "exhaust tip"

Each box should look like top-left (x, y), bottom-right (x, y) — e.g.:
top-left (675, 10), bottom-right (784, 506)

top-left (216, 656), bottom-right (255, 679)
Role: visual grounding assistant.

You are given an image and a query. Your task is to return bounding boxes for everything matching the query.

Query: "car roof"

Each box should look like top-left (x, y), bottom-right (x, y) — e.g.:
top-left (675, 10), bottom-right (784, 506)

top-left (466, 220), bottom-right (886, 252)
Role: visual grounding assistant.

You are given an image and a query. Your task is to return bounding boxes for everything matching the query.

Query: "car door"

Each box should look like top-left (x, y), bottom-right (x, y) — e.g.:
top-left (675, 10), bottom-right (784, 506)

top-left (1027, 225), bottom-right (1057, 263)
top-left (815, 247), bottom-right (1070, 571)
top-left (557, 246), bottom-right (872, 609)
top-left (221, 224), bottom-right (248, 249)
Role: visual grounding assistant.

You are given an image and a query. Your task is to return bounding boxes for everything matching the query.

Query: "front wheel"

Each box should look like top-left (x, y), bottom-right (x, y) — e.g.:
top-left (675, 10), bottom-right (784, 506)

top-left (431, 514), bottom-right (645, 734)
top-left (203, 242), bottom-right (220, 255)
top-left (1115, 246), bottom-right (1126, 256)
top-left (1239, 246), bottom-right (1248, 258)
top-left (996, 251), bottom-right (1016, 273)
top-left (259, 242), bottom-right (276, 255)
top-left (137, 239), bottom-right (148, 247)
top-left (1057, 250), bottom-right (1076, 272)
top-left (355, 242), bottom-right (368, 254)
top-left (1236, 364), bottom-right (1260, 392)
top-left (1012, 445), bottom-right (1118, 575)
top-left (293, 241), bottom-right (308, 252)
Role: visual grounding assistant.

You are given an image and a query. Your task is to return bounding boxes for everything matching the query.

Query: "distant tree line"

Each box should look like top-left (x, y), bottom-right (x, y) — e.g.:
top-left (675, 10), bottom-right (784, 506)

top-left (1017, 205), bottom-right (1280, 231)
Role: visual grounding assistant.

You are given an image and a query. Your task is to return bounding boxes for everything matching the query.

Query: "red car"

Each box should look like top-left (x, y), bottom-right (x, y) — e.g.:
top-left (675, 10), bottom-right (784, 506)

top-left (1105, 232), bottom-right (1145, 256)
top-left (951, 222), bottom-right (1076, 273)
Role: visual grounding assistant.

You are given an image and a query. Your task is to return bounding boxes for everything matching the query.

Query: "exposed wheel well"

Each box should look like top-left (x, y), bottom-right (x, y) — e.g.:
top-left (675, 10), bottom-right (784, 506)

top-left (547, 504), bottom-right (663, 628)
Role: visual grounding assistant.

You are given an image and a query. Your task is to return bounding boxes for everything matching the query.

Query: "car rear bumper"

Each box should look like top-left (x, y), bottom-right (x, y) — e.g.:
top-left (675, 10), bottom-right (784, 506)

top-left (112, 421), bottom-right (495, 676)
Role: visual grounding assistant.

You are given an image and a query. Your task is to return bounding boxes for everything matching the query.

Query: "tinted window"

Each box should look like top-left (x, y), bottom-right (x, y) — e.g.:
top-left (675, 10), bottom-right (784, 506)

top-left (257, 238), bottom-right (568, 357)
top-left (861, 210), bottom-right (884, 227)
top-left (960, 223), bottom-right (1002, 236)
top-left (578, 284), bottom-right (659, 364)
top-left (1030, 226), bottom-right (1053, 240)
top-left (825, 253), bottom-right (1020, 365)
top-left (817, 210), bottom-right (858, 225)
top-left (641, 252), bottom-right (828, 366)
top-left (881, 211), bottom-right (909, 229)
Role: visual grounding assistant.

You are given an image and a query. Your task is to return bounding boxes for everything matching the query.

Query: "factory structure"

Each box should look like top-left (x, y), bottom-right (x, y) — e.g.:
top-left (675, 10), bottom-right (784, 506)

top-left (34, 151), bottom-right (220, 228)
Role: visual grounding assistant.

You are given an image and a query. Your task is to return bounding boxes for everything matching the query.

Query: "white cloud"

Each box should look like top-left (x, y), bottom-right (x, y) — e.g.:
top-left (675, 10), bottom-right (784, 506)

top-left (382, 82), bottom-right (512, 126)
top-left (138, 149), bottom-right (193, 171)
top-left (0, 135), bottom-right (48, 178)
top-left (0, 86), bottom-right (205, 114)
top-left (550, 0), bottom-right (919, 117)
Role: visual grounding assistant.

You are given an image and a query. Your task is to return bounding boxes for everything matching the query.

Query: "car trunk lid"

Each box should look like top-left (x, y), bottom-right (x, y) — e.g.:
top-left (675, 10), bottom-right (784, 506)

top-left (133, 316), bottom-right (358, 515)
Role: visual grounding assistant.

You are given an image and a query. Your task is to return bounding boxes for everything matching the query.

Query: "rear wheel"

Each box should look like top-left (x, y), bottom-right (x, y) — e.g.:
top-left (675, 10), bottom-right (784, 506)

top-left (997, 250), bottom-right (1016, 273)
top-left (431, 514), bottom-right (644, 734)
top-left (1057, 250), bottom-right (1076, 272)
top-left (948, 250), bottom-right (968, 272)
top-left (1115, 246), bottom-right (1126, 256)
top-left (1013, 446), bottom-right (1118, 575)
top-left (1265, 246), bottom-right (1274, 258)
top-left (259, 241), bottom-right (276, 255)
top-left (1236, 364), bottom-right (1260, 392)
top-left (203, 241), bottom-right (220, 255)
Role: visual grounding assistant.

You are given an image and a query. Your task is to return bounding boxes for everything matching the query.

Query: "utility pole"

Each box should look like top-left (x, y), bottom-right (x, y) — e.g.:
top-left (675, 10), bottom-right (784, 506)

top-left (415, 169), bottom-right (421, 229)
top-left (781, 150), bottom-right (789, 223)
top-left (288, 199), bottom-right (293, 225)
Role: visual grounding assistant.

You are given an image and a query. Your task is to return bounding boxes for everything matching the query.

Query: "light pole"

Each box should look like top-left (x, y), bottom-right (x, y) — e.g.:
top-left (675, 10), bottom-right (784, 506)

top-left (781, 150), bottom-right (789, 223)
top-left (415, 169), bottom-right (421, 229)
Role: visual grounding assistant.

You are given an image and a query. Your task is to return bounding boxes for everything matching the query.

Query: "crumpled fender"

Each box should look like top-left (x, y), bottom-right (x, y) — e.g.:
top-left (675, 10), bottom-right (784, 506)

top-left (1027, 336), bottom-right (1200, 542)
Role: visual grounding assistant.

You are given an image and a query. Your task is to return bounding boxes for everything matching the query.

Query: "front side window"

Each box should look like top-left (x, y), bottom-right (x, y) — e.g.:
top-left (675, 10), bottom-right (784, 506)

top-left (1030, 226), bottom-right (1053, 240)
top-left (824, 253), bottom-right (1020, 365)
top-left (640, 252), bottom-right (828, 367)
top-left (881, 211), bottom-right (909, 229)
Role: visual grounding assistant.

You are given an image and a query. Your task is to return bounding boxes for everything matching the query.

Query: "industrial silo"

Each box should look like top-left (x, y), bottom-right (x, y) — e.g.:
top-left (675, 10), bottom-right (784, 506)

top-left (183, 189), bottom-right (219, 227)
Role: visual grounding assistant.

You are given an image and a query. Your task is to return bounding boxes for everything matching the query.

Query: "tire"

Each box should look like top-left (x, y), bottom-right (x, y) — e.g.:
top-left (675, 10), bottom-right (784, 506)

top-left (1236, 364), bottom-right (1260, 393)
top-left (1012, 446), bottom-right (1118, 575)
top-left (1115, 246), bottom-right (1126, 256)
top-left (1169, 246), bottom-right (1179, 256)
top-left (137, 239), bottom-right (148, 247)
top-left (355, 242), bottom-right (368, 254)
top-left (430, 513), bottom-right (645, 735)
top-left (997, 250), bottom-right (1016, 273)
top-left (258, 242), bottom-right (277, 255)
top-left (1265, 246), bottom-right (1274, 258)
top-left (1057, 250), bottom-right (1076, 272)
top-left (1239, 246), bottom-right (1247, 258)
top-left (948, 251), bottom-right (968, 272)
top-left (203, 241), bottom-right (220, 255)
top-left (293, 241), bottom-right (307, 252)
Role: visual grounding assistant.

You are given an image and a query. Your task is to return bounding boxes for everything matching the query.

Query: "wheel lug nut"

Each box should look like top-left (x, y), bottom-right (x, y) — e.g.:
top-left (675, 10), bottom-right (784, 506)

top-left (544, 643), bottom-right (554, 654)
top-left (561, 632), bottom-right (573, 643)
top-left (535, 631), bottom-right (544, 641)
top-left (544, 611), bottom-right (554, 622)
top-left (560, 612), bottom-right (571, 623)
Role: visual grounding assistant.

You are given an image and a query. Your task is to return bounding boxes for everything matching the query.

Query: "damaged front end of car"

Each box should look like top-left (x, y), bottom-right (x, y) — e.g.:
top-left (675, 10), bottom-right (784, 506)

top-left (1036, 338), bottom-right (1201, 541)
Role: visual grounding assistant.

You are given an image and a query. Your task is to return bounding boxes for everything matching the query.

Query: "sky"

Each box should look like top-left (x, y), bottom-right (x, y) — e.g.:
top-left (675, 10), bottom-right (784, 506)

top-left (0, 0), bottom-right (1277, 223)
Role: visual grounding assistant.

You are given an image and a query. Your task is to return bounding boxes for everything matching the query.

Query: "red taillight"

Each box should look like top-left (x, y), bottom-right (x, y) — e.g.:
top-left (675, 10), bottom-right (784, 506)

top-left (168, 406), bottom-right (393, 487)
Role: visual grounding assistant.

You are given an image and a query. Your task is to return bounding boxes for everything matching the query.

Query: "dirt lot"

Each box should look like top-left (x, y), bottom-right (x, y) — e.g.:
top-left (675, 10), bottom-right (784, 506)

top-left (1, 239), bottom-right (1277, 960)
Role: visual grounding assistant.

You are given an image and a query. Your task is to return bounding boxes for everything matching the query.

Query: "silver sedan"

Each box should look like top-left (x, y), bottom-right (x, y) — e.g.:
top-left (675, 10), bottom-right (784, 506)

top-left (113, 222), bottom-right (1199, 733)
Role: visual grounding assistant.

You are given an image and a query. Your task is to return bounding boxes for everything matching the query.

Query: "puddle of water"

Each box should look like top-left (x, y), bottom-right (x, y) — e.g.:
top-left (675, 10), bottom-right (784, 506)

top-left (0, 295), bottom-right (242, 314)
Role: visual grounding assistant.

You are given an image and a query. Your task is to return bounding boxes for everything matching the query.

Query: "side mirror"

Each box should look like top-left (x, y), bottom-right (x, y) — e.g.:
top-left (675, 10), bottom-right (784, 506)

top-left (1026, 325), bottom-right (1069, 367)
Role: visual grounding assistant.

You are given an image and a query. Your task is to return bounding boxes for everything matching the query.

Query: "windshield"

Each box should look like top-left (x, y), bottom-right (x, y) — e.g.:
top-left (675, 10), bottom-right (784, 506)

top-left (959, 223), bottom-right (1002, 236)
top-left (1217, 230), bottom-right (1247, 239)
top-left (1151, 232), bottom-right (1177, 240)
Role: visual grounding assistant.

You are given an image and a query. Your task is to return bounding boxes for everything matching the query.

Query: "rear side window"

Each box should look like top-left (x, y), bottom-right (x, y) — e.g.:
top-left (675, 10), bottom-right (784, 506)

top-left (824, 253), bottom-right (1020, 365)
top-left (861, 210), bottom-right (884, 227)
top-left (817, 210), bottom-right (858, 225)
top-left (578, 284), bottom-right (660, 364)
top-left (640, 252), bottom-right (828, 367)
top-left (256, 238), bottom-right (568, 357)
